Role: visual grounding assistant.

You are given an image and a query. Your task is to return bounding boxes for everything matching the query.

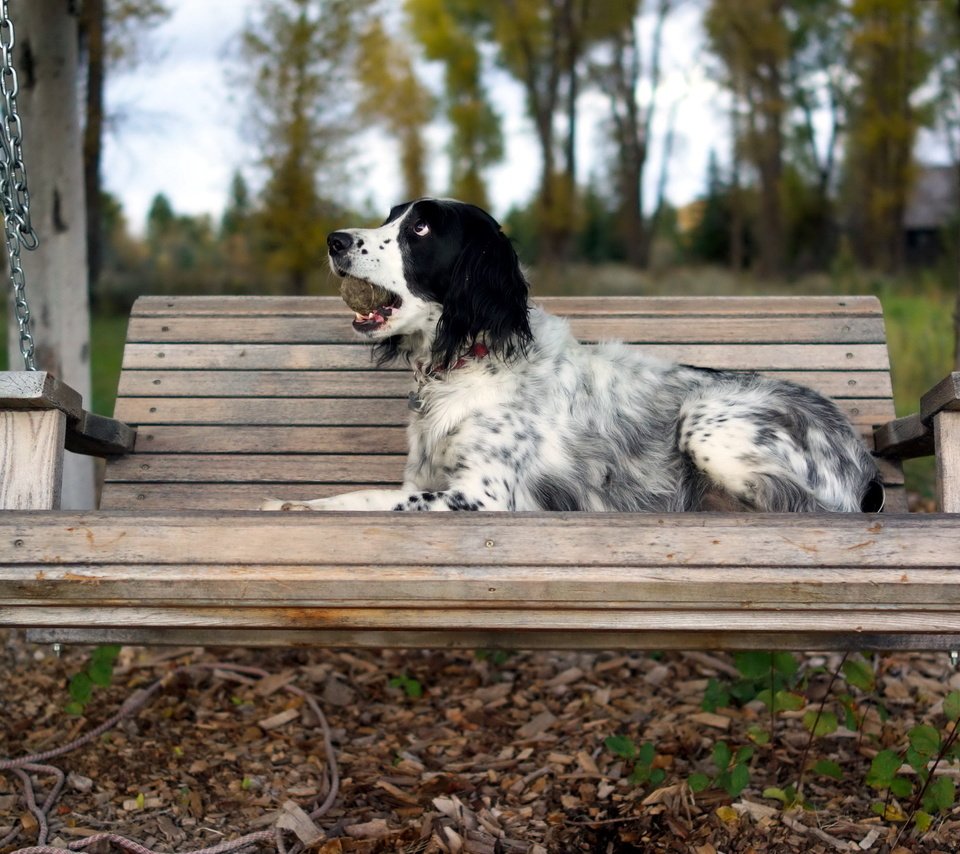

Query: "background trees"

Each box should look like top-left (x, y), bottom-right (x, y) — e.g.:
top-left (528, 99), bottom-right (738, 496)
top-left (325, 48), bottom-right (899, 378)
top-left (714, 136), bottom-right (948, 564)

top-left (79, 0), bottom-right (957, 300)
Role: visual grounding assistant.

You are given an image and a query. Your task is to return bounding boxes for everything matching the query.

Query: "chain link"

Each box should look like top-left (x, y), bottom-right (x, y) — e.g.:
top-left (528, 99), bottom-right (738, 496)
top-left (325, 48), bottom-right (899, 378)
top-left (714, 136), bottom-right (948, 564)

top-left (0, 0), bottom-right (39, 370)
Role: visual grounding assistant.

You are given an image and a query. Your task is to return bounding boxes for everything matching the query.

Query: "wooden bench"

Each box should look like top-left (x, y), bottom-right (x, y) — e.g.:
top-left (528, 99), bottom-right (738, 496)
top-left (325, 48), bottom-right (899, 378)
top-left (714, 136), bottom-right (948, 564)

top-left (2, 294), bottom-right (960, 651)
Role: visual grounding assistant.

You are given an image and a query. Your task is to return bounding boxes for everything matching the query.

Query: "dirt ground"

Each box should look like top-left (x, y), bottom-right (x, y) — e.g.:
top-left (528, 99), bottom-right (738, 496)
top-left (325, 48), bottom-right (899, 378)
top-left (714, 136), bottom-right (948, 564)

top-left (3, 629), bottom-right (960, 854)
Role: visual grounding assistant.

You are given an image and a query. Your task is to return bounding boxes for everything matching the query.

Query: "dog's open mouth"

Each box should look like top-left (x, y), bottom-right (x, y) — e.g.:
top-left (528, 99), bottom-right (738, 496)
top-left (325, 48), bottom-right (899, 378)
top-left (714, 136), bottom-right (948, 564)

top-left (337, 274), bottom-right (403, 332)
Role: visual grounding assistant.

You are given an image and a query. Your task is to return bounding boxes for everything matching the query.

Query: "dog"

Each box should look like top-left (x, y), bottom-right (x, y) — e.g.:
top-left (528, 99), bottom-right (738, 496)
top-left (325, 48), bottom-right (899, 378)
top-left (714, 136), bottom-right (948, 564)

top-left (261, 198), bottom-right (884, 514)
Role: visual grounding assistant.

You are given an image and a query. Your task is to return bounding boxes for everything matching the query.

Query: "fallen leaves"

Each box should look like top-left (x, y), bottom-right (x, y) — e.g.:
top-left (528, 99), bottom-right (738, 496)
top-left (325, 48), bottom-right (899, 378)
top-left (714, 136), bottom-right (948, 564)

top-left (4, 638), bottom-right (960, 852)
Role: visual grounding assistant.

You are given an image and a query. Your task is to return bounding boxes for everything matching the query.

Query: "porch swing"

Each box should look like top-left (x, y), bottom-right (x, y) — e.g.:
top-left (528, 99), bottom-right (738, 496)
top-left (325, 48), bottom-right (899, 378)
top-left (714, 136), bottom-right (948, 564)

top-left (2, 3), bottom-right (960, 653)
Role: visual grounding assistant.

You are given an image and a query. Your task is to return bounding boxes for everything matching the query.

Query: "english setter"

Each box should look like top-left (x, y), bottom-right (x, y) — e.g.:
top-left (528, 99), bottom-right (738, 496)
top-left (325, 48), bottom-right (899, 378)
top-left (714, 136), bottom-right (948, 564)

top-left (261, 198), bottom-right (884, 514)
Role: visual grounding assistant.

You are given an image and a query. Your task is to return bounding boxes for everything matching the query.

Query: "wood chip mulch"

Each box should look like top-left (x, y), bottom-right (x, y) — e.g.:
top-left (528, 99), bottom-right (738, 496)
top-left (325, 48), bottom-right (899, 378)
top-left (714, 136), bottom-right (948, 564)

top-left (3, 630), bottom-right (960, 854)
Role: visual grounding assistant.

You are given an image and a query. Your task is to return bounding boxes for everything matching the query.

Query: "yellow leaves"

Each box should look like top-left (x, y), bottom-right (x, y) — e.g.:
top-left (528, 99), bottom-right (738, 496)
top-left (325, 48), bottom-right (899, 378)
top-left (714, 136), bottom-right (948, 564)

top-left (880, 802), bottom-right (908, 822)
top-left (714, 804), bottom-right (740, 824)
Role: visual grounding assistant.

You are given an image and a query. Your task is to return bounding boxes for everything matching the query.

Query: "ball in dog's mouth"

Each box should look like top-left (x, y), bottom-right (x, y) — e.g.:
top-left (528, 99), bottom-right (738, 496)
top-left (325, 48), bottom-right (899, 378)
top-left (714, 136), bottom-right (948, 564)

top-left (339, 277), bottom-right (402, 331)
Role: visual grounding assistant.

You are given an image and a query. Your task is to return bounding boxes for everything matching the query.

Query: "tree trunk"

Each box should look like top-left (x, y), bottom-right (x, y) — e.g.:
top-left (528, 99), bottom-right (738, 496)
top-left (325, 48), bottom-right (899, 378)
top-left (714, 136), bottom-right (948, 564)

top-left (621, 146), bottom-right (645, 267)
top-left (955, 215), bottom-right (960, 372)
top-left (82, 0), bottom-right (105, 291)
top-left (8, 2), bottom-right (95, 509)
top-left (729, 90), bottom-right (745, 273)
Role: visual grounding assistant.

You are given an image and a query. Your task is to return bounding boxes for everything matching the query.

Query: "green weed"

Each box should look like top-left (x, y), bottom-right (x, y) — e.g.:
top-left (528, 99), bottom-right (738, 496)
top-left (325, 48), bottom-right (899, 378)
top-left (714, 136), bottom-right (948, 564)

top-left (604, 736), bottom-right (667, 788)
top-left (66, 644), bottom-right (121, 715)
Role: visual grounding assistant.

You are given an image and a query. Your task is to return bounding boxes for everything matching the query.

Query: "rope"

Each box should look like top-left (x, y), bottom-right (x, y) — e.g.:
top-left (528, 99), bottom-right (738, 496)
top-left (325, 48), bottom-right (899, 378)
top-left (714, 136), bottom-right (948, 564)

top-left (0, 662), bottom-right (341, 854)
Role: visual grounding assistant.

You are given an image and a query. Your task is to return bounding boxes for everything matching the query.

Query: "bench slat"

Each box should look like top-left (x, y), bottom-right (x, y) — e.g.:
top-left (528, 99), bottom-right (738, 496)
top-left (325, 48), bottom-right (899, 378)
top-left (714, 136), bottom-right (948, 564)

top-left (111, 396), bottom-right (895, 431)
top-left (99, 482), bottom-right (392, 510)
top-left (1, 513), bottom-right (947, 568)
top-left (131, 294), bottom-right (884, 317)
top-left (7, 563), bottom-right (960, 605)
top-left (117, 369), bottom-right (893, 400)
top-left (132, 425), bottom-right (408, 454)
top-left (8, 606), bottom-right (960, 635)
top-left (99, 483), bottom-right (907, 512)
top-left (127, 315), bottom-right (888, 345)
top-left (24, 626), bottom-right (960, 652)
top-left (107, 453), bottom-right (407, 483)
top-left (119, 343), bottom-right (893, 372)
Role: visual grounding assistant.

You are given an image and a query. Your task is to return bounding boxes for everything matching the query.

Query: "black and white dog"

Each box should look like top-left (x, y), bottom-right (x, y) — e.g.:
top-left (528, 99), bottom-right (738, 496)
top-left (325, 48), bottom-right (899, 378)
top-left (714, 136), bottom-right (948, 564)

top-left (261, 198), bottom-right (883, 513)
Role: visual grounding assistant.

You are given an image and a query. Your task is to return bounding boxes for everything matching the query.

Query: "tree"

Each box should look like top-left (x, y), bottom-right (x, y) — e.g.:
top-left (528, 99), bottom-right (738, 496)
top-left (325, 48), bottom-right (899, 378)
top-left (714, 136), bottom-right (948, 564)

top-left (590, 0), bottom-right (676, 268)
top-left (782, 0), bottom-right (852, 267)
top-left (406, 0), bottom-right (503, 207)
top-left (355, 19), bottom-right (433, 200)
top-left (843, 0), bottom-right (933, 271)
top-left (238, 0), bottom-right (372, 294)
top-left (79, 0), bottom-right (170, 290)
top-left (928, 0), bottom-right (960, 368)
top-left (416, 0), bottom-right (595, 266)
top-left (705, 0), bottom-right (790, 278)
top-left (491, 0), bottom-right (588, 265)
top-left (928, 0), bottom-right (960, 168)
top-left (13, 2), bottom-right (96, 507)
top-left (221, 172), bottom-right (253, 240)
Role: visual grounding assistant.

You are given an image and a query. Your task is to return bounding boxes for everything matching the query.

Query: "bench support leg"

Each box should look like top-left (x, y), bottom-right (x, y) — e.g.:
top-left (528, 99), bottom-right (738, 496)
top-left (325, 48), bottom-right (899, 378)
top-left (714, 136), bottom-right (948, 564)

top-left (0, 410), bottom-right (67, 509)
top-left (935, 411), bottom-right (960, 513)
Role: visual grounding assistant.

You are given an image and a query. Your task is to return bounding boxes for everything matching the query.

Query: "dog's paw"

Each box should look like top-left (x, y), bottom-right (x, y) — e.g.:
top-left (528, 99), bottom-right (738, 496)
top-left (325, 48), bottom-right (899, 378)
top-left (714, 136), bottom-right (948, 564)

top-left (259, 498), bottom-right (312, 511)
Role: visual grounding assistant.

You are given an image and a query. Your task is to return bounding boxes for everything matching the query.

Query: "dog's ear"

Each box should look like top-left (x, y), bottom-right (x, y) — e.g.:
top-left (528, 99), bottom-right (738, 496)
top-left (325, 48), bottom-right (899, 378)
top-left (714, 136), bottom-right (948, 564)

top-left (433, 228), bottom-right (531, 370)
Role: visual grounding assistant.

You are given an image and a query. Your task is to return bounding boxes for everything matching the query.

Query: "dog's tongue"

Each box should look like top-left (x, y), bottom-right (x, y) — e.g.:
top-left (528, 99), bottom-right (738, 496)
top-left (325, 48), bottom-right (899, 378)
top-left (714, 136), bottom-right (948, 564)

top-left (340, 277), bottom-right (393, 314)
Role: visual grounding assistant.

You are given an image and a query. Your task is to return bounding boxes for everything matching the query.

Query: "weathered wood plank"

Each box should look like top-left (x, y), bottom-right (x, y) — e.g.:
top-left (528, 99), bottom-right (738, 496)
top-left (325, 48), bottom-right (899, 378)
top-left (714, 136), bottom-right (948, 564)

top-left (1, 512), bottom-right (956, 568)
top-left (126, 425), bottom-right (409, 454)
top-left (126, 315), bottom-right (888, 345)
top-left (935, 412), bottom-right (960, 513)
top-left (111, 396), bottom-right (894, 429)
top-left (98, 482), bottom-right (385, 510)
top-left (98, 482), bottom-right (908, 512)
top-left (25, 626), bottom-right (960, 652)
top-left (873, 413), bottom-right (934, 460)
top-left (131, 294), bottom-right (885, 318)
top-left (65, 411), bottom-right (137, 457)
top-left (8, 563), bottom-right (960, 606)
top-left (884, 485), bottom-right (907, 513)
top-left (921, 372), bottom-right (960, 424)
top-left (118, 370), bottom-right (415, 398)
top-left (0, 371), bottom-right (83, 421)
top-left (107, 454), bottom-right (406, 483)
top-left (120, 343), bottom-right (893, 372)
top-left (0, 411), bottom-right (67, 510)
top-left (6, 605), bottom-right (960, 634)
top-left (114, 397), bottom-right (409, 425)
top-left (116, 369), bottom-right (893, 401)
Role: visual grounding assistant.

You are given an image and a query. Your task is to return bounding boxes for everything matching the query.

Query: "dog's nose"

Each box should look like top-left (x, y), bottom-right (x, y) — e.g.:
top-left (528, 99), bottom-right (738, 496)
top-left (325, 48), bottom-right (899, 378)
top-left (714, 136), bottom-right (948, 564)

top-left (327, 231), bottom-right (353, 255)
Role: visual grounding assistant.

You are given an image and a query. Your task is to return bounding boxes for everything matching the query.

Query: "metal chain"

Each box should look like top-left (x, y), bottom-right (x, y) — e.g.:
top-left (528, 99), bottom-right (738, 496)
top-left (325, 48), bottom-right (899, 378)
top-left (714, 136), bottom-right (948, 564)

top-left (0, 0), bottom-right (39, 371)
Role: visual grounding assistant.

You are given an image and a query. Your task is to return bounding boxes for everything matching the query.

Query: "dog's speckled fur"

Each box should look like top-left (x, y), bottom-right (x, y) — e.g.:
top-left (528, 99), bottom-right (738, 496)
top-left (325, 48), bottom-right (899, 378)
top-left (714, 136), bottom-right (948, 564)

top-left (261, 198), bottom-right (883, 514)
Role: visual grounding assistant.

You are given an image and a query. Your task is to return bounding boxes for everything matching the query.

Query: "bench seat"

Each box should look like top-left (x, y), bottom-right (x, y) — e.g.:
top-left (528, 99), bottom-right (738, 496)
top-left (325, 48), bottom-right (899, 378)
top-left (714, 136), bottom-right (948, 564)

top-left (4, 294), bottom-right (959, 651)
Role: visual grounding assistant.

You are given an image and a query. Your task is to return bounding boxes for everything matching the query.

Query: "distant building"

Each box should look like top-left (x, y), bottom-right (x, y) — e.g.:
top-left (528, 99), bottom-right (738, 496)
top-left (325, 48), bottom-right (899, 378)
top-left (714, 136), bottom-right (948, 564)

top-left (903, 164), bottom-right (959, 266)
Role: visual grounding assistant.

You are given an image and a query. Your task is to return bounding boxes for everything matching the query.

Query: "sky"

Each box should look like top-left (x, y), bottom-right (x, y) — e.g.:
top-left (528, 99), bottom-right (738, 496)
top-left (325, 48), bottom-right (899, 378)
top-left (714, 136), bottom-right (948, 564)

top-left (102, 0), bottom-right (725, 233)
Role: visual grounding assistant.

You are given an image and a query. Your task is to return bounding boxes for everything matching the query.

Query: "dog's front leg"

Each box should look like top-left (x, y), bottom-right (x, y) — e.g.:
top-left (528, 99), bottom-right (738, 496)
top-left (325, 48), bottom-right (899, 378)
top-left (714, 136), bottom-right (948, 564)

top-left (260, 486), bottom-right (502, 512)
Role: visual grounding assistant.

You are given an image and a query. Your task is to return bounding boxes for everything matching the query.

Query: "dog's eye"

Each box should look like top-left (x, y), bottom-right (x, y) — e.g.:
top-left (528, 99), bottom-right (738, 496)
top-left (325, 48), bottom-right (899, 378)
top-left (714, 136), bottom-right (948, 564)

top-left (413, 221), bottom-right (430, 237)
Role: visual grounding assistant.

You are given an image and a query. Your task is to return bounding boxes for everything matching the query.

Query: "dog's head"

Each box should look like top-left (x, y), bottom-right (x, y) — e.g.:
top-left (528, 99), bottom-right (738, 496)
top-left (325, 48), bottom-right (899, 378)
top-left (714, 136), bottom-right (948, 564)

top-left (327, 198), bottom-right (531, 369)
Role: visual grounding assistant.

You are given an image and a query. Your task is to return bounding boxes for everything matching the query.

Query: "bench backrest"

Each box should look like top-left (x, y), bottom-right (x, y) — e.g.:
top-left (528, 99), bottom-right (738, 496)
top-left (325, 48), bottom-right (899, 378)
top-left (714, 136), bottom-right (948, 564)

top-left (102, 295), bottom-right (903, 511)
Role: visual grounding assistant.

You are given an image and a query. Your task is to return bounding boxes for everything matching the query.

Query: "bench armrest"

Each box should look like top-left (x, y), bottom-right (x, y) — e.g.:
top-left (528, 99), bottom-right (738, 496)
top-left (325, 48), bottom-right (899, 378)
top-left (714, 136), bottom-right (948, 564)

top-left (1, 371), bottom-right (136, 509)
top-left (873, 372), bottom-right (960, 460)
top-left (873, 372), bottom-right (960, 512)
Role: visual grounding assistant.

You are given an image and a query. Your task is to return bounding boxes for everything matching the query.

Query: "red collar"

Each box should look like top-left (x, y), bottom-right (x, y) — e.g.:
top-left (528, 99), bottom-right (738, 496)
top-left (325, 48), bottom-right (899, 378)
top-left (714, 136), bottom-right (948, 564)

top-left (419, 342), bottom-right (489, 378)
top-left (451, 342), bottom-right (489, 370)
